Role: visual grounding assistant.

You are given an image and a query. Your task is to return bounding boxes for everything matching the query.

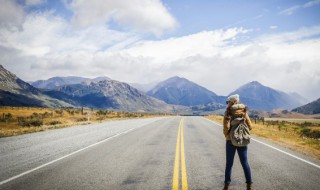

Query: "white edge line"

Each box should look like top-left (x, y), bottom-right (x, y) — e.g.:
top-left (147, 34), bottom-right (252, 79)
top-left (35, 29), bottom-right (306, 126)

top-left (251, 138), bottom-right (320, 169)
top-left (0, 126), bottom-right (140, 186)
top-left (203, 117), bottom-right (320, 169)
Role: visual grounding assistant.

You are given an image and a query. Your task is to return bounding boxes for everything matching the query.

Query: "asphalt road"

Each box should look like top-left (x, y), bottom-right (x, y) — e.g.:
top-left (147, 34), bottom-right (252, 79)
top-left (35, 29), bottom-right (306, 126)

top-left (0, 116), bottom-right (320, 190)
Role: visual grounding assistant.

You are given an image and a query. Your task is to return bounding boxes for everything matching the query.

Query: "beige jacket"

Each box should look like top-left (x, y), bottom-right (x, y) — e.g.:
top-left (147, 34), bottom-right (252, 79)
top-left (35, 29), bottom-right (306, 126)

top-left (223, 103), bottom-right (253, 140)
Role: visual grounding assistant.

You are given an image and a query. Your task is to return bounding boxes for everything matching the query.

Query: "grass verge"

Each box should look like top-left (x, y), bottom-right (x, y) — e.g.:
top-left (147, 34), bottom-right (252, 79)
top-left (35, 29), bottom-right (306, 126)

top-left (206, 115), bottom-right (320, 160)
top-left (0, 106), bottom-right (167, 137)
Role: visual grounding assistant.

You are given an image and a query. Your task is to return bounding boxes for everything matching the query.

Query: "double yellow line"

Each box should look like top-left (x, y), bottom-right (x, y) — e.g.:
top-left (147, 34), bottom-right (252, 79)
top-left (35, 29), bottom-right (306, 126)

top-left (172, 118), bottom-right (188, 190)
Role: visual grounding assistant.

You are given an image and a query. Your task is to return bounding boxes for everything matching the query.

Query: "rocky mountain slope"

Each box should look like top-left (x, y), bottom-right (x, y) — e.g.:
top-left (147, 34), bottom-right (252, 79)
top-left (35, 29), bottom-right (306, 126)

top-left (31, 76), bottom-right (110, 89)
top-left (229, 81), bottom-right (307, 111)
top-left (0, 65), bottom-right (72, 107)
top-left (147, 76), bottom-right (225, 106)
top-left (292, 98), bottom-right (320, 114)
top-left (47, 80), bottom-right (178, 112)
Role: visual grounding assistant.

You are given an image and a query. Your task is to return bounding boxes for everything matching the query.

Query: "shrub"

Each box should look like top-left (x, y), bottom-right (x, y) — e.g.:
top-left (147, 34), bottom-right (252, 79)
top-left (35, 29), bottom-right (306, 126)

top-left (65, 109), bottom-right (75, 115)
top-left (76, 118), bottom-right (88, 122)
top-left (42, 112), bottom-right (51, 118)
top-left (96, 117), bottom-right (104, 121)
top-left (96, 110), bottom-right (109, 115)
top-left (30, 112), bottom-right (40, 119)
top-left (298, 122), bottom-right (313, 127)
top-left (55, 110), bottom-right (63, 114)
top-left (55, 110), bottom-right (63, 116)
top-left (300, 128), bottom-right (320, 139)
top-left (49, 121), bottom-right (62, 125)
top-left (19, 118), bottom-right (43, 127)
top-left (1, 113), bottom-right (13, 122)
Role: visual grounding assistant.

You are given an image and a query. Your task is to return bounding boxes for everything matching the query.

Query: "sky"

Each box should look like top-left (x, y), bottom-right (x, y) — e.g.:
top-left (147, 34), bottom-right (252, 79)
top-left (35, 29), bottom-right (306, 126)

top-left (0, 0), bottom-right (320, 101)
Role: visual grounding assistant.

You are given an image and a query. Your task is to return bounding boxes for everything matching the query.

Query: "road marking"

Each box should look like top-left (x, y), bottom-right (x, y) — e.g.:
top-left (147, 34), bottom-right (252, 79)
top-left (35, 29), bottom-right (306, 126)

top-left (0, 126), bottom-right (143, 186)
top-left (180, 119), bottom-right (188, 190)
top-left (203, 117), bottom-right (320, 169)
top-left (251, 138), bottom-right (320, 169)
top-left (172, 120), bottom-right (181, 190)
top-left (172, 118), bottom-right (188, 190)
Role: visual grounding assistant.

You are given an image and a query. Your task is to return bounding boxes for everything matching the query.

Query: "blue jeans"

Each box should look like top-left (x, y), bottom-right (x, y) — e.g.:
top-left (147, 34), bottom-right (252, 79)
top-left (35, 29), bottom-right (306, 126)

top-left (224, 140), bottom-right (252, 184)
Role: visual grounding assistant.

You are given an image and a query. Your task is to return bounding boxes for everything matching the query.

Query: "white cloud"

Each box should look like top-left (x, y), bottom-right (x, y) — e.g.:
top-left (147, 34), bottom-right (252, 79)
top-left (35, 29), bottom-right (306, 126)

top-left (269, 25), bottom-right (278, 29)
top-left (0, 11), bottom-right (138, 57)
top-left (0, 0), bottom-right (25, 28)
top-left (303, 0), bottom-right (320, 8)
top-left (25, 0), bottom-right (46, 6)
top-left (0, 0), bottom-right (47, 29)
top-left (279, 5), bottom-right (300, 15)
top-left (257, 26), bottom-right (320, 44)
top-left (0, 10), bottom-right (141, 80)
top-left (124, 28), bottom-right (248, 63)
top-left (69, 0), bottom-right (178, 36)
top-left (279, 0), bottom-right (320, 15)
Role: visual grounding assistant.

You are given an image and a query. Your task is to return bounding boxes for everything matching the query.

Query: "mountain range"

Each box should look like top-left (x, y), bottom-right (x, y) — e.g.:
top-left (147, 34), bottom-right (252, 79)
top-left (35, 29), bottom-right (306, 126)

top-left (145, 77), bottom-right (309, 111)
top-left (229, 81), bottom-right (309, 111)
top-left (292, 98), bottom-right (320, 115)
top-left (147, 76), bottom-right (225, 106)
top-left (0, 65), bottom-right (179, 112)
top-left (31, 76), bottom-right (110, 89)
top-left (0, 65), bottom-right (72, 107)
top-left (45, 80), bottom-right (176, 112)
top-left (0, 65), bottom-right (317, 114)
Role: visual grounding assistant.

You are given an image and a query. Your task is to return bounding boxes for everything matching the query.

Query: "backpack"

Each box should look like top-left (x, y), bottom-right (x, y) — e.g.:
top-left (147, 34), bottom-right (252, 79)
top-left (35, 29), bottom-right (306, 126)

top-left (228, 104), bottom-right (251, 147)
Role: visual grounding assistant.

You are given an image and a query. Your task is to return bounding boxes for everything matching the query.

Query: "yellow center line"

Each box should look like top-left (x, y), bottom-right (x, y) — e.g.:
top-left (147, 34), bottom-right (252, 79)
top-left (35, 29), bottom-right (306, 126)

top-left (172, 118), bottom-right (188, 190)
top-left (180, 119), bottom-right (188, 190)
top-left (172, 120), bottom-right (181, 190)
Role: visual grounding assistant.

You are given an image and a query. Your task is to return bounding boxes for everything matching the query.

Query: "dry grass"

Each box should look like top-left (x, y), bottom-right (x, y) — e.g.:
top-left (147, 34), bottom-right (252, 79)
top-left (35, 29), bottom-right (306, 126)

top-left (206, 115), bottom-right (320, 160)
top-left (0, 106), bottom-right (165, 137)
top-left (207, 115), bottom-right (224, 124)
top-left (264, 118), bottom-right (320, 124)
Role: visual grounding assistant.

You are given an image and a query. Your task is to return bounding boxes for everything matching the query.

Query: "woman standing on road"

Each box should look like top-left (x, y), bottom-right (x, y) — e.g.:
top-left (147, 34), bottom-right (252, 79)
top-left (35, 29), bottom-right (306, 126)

top-left (223, 94), bottom-right (253, 190)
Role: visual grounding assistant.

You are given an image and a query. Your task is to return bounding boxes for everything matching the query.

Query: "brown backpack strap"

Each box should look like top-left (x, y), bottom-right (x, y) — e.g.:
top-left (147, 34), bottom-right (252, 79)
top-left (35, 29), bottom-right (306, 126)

top-left (243, 106), bottom-right (248, 122)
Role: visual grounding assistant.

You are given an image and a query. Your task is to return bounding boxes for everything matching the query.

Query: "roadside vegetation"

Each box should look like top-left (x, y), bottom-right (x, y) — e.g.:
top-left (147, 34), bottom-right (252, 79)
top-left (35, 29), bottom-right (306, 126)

top-left (206, 115), bottom-right (320, 160)
top-left (0, 106), bottom-right (166, 137)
